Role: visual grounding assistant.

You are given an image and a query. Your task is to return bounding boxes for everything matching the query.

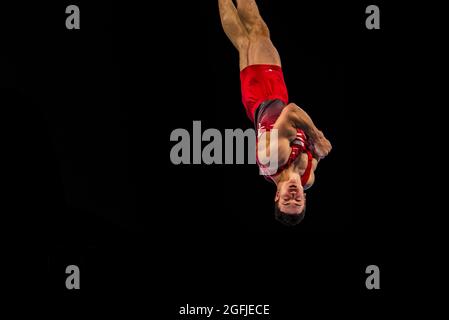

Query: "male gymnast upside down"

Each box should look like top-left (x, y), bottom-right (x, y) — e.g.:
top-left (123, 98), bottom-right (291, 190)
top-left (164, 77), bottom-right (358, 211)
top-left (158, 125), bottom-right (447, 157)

top-left (218, 0), bottom-right (332, 225)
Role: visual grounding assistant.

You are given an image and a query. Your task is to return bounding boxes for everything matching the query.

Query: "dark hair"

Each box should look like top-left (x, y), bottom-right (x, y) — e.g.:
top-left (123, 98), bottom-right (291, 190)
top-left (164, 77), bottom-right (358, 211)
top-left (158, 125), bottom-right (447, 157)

top-left (274, 201), bottom-right (306, 226)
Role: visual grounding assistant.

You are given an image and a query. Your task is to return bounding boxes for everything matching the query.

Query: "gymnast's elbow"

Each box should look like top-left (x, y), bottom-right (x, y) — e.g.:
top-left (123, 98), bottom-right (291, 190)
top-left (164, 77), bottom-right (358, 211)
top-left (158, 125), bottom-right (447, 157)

top-left (285, 102), bottom-right (301, 112)
top-left (284, 103), bottom-right (306, 125)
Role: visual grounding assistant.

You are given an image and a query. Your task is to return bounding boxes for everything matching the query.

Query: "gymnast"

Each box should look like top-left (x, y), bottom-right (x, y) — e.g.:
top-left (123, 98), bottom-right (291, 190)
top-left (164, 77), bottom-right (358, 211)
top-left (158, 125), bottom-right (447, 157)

top-left (218, 0), bottom-right (332, 225)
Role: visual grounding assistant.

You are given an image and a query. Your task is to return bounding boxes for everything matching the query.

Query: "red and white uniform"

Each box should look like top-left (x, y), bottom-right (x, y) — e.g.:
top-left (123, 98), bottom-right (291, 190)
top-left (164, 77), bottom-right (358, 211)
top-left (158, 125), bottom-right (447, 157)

top-left (240, 64), bottom-right (313, 185)
top-left (240, 64), bottom-right (289, 122)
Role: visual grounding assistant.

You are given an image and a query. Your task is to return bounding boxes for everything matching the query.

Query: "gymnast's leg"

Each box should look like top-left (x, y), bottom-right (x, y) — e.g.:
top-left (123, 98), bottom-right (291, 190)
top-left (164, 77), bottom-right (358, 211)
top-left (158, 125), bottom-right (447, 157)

top-left (218, 0), bottom-right (250, 70)
top-left (236, 0), bottom-right (282, 67)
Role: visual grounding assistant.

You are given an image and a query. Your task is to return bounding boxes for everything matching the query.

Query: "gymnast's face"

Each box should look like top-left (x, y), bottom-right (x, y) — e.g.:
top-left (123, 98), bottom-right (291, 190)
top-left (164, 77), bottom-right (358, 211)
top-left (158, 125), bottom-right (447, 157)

top-left (275, 178), bottom-right (306, 214)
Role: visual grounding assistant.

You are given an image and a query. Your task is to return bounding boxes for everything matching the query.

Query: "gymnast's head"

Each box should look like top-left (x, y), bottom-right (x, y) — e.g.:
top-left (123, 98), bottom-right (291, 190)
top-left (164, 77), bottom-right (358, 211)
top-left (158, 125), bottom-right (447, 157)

top-left (274, 174), bottom-right (306, 226)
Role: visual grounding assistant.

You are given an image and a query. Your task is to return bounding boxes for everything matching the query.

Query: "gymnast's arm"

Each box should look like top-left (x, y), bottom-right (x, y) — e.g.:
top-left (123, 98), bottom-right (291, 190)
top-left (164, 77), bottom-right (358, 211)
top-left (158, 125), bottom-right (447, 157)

top-left (280, 103), bottom-right (332, 159)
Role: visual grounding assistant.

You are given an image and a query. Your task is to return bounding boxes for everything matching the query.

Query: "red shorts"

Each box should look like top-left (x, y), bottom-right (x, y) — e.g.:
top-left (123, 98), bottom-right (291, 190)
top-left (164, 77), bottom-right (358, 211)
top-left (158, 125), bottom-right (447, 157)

top-left (240, 64), bottom-right (289, 123)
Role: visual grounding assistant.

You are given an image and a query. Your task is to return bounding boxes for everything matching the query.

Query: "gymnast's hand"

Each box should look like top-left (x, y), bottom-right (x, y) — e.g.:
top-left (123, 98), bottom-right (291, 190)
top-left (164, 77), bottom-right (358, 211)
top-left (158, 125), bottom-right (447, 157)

top-left (309, 130), bottom-right (332, 159)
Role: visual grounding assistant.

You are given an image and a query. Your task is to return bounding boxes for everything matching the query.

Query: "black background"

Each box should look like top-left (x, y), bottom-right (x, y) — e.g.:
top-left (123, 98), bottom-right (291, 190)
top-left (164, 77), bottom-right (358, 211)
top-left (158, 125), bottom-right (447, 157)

top-left (1, 0), bottom-right (424, 315)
